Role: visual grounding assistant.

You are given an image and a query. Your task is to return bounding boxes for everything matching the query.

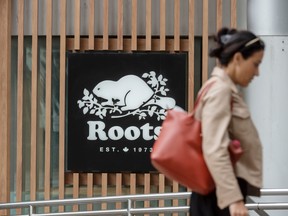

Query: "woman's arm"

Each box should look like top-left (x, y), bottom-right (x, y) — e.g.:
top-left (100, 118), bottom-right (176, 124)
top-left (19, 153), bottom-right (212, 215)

top-left (201, 83), bottom-right (243, 209)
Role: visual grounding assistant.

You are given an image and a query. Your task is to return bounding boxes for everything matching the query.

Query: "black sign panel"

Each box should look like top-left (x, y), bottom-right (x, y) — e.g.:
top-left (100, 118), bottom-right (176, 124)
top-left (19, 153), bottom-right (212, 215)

top-left (67, 52), bottom-right (188, 172)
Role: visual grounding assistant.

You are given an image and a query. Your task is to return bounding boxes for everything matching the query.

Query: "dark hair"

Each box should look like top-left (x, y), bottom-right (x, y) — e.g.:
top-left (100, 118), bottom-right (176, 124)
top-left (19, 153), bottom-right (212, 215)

top-left (209, 27), bottom-right (265, 66)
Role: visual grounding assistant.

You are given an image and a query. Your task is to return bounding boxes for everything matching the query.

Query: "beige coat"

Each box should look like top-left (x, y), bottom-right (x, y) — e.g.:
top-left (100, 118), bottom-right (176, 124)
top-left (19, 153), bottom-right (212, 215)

top-left (194, 67), bottom-right (263, 209)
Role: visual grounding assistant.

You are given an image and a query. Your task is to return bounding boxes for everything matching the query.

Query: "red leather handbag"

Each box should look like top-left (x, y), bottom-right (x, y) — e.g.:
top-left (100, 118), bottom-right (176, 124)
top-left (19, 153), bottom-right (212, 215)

top-left (151, 82), bottom-right (242, 195)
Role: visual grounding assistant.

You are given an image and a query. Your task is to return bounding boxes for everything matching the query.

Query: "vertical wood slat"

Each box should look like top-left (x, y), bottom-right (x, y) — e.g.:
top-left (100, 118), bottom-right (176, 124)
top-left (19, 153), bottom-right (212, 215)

top-left (130, 174), bottom-right (136, 211)
top-left (131, 0), bottom-right (137, 50)
top-left (188, 0), bottom-right (195, 112)
top-left (116, 173), bottom-right (122, 209)
top-left (117, 0), bottom-right (123, 50)
top-left (144, 0), bottom-right (152, 201)
top-left (59, 0), bottom-right (67, 212)
top-left (72, 173), bottom-right (79, 211)
top-left (172, 182), bottom-right (179, 216)
top-left (143, 3), bottom-right (153, 208)
top-left (130, 174), bottom-right (136, 195)
top-left (216, 0), bottom-right (223, 30)
top-left (231, 0), bottom-right (237, 28)
top-left (103, 0), bottom-right (109, 50)
top-left (88, 0), bottom-right (95, 50)
top-left (0, 1), bottom-right (11, 214)
top-left (74, 0), bottom-right (81, 50)
top-left (158, 174), bottom-right (165, 216)
top-left (73, 0), bottom-right (81, 209)
top-left (145, 0), bottom-right (151, 50)
top-left (143, 174), bottom-right (150, 216)
top-left (30, 0), bottom-right (38, 201)
top-left (174, 0), bottom-right (180, 51)
top-left (202, 0), bottom-right (209, 84)
top-left (160, 0), bottom-right (166, 50)
top-left (101, 174), bottom-right (108, 210)
top-left (16, 0), bottom-right (24, 214)
top-left (86, 173), bottom-right (94, 210)
top-left (44, 0), bottom-right (53, 213)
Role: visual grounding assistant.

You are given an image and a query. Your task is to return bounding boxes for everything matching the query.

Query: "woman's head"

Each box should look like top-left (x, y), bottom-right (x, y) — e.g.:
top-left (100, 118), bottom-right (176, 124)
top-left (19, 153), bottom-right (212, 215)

top-left (210, 27), bottom-right (265, 86)
top-left (209, 27), bottom-right (265, 65)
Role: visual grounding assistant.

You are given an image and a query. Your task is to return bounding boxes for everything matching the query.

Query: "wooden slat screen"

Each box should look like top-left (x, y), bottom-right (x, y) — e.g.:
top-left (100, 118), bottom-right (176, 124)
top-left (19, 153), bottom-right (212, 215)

top-left (231, 0), bottom-right (237, 28)
top-left (59, 0), bottom-right (67, 212)
top-left (74, 0), bottom-right (81, 50)
top-left (0, 1), bottom-right (11, 215)
top-left (188, 0), bottom-right (195, 111)
top-left (103, 0), bottom-right (109, 50)
top-left (1, 0), bottom-right (239, 215)
top-left (160, 0), bottom-right (166, 50)
top-left (117, 0), bottom-right (123, 50)
top-left (16, 0), bottom-right (24, 214)
top-left (174, 0), bottom-right (180, 51)
top-left (30, 0), bottom-right (38, 201)
top-left (202, 0), bottom-right (209, 84)
top-left (88, 0), bottom-right (95, 50)
top-left (145, 0), bottom-right (152, 50)
top-left (131, 0), bottom-right (137, 50)
top-left (217, 0), bottom-right (223, 30)
top-left (44, 0), bottom-right (52, 213)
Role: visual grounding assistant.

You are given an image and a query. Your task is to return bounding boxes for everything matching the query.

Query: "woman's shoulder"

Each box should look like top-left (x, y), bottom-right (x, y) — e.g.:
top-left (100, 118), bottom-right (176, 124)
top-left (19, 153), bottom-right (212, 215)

top-left (203, 77), bottom-right (232, 98)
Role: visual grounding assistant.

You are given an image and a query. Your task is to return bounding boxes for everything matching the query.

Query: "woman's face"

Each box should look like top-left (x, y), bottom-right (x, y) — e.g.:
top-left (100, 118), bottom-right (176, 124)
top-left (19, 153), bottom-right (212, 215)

top-left (235, 50), bottom-right (264, 87)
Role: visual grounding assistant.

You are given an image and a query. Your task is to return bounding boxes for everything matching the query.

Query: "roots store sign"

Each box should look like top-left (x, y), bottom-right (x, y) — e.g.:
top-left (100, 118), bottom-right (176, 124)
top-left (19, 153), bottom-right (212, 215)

top-left (67, 52), bottom-right (187, 172)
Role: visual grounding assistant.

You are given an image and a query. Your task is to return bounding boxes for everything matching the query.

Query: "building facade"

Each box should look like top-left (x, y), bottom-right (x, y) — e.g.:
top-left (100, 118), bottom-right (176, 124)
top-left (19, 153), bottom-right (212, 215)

top-left (1, 0), bottom-right (249, 215)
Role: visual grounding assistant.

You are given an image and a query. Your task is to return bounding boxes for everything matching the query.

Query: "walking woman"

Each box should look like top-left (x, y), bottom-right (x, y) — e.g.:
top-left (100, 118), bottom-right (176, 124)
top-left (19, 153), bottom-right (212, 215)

top-left (190, 27), bottom-right (265, 216)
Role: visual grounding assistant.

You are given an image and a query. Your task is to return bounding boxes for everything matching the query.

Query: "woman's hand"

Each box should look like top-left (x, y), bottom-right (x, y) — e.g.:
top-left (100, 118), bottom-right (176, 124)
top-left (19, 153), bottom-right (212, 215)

top-left (229, 200), bottom-right (248, 216)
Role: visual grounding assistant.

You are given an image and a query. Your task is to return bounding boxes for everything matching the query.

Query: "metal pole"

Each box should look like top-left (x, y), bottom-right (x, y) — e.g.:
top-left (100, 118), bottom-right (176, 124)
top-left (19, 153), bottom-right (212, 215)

top-left (127, 199), bottom-right (132, 216)
top-left (29, 205), bottom-right (34, 216)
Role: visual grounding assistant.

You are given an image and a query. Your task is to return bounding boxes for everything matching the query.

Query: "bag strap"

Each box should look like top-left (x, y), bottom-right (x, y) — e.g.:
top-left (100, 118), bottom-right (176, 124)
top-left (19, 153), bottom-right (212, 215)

top-left (193, 81), bottom-right (215, 110)
top-left (193, 80), bottom-right (234, 114)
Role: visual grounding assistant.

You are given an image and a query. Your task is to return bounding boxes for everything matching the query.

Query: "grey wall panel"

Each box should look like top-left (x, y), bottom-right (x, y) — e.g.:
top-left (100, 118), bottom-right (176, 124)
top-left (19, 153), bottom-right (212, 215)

top-left (244, 36), bottom-right (288, 216)
top-left (248, 0), bottom-right (288, 35)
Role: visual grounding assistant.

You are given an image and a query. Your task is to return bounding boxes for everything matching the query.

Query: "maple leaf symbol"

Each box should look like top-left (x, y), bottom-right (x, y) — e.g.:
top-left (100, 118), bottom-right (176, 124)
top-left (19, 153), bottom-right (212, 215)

top-left (123, 147), bottom-right (129, 152)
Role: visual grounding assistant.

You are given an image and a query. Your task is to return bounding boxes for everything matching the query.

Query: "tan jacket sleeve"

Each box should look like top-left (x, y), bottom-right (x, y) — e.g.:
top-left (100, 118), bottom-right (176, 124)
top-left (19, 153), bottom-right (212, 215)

top-left (201, 82), bottom-right (243, 209)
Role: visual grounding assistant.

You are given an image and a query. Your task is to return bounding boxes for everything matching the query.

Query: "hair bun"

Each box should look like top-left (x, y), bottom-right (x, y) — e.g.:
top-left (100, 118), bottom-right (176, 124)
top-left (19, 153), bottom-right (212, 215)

top-left (216, 28), bottom-right (237, 44)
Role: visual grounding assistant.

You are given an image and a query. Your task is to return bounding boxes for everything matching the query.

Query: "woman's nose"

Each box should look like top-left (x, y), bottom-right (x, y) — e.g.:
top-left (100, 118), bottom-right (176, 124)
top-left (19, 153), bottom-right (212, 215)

top-left (255, 69), bottom-right (259, 76)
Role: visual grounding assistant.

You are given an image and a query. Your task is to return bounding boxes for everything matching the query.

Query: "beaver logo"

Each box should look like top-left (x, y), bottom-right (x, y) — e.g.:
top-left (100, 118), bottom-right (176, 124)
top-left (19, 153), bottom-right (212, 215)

top-left (77, 71), bottom-right (176, 120)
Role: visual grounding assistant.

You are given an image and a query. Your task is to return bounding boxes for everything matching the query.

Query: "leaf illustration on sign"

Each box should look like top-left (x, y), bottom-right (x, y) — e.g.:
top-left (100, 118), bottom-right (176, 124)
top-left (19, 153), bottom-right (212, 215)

top-left (77, 71), bottom-right (176, 120)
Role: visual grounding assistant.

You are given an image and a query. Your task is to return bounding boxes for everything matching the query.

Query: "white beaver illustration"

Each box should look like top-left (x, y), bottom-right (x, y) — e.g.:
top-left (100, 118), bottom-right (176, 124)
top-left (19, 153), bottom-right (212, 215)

top-left (92, 74), bottom-right (175, 111)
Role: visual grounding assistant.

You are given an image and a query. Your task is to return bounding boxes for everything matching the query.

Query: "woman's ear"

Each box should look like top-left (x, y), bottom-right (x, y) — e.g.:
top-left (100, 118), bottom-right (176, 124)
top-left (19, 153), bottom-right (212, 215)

top-left (233, 52), bottom-right (244, 64)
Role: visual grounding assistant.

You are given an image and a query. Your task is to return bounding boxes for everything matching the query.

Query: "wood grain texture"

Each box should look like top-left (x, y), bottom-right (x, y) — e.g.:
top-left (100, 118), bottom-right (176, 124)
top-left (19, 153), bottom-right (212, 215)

top-left (131, 0), bottom-right (137, 50)
top-left (217, 0), bottom-right (223, 30)
top-left (231, 0), bottom-right (237, 28)
top-left (59, 0), bottom-right (67, 211)
top-left (202, 0), bottom-right (209, 83)
top-left (103, 0), bottom-right (109, 50)
top-left (160, 0), bottom-right (166, 50)
top-left (88, 0), bottom-right (95, 50)
top-left (44, 0), bottom-right (53, 213)
top-left (145, 0), bottom-right (152, 50)
top-left (74, 0), bottom-right (81, 50)
top-left (30, 0), bottom-right (38, 201)
top-left (188, 0), bottom-right (195, 112)
top-left (0, 1), bottom-right (11, 215)
top-left (174, 0), bottom-right (180, 51)
top-left (16, 0), bottom-right (24, 214)
top-left (117, 0), bottom-right (123, 50)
